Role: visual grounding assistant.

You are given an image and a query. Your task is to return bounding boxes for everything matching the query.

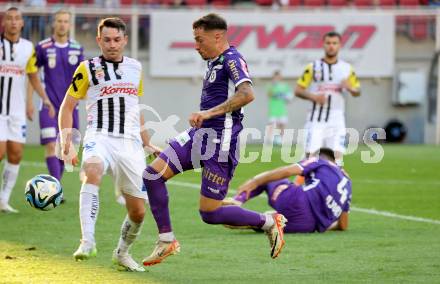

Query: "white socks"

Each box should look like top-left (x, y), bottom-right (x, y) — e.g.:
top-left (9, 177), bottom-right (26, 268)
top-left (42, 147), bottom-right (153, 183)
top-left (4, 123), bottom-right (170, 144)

top-left (0, 162), bottom-right (20, 205)
top-left (159, 232), bottom-right (176, 242)
top-left (116, 215), bottom-right (143, 255)
top-left (79, 183), bottom-right (99, 247)
top-left (261, 214), bottom-right (275, 231)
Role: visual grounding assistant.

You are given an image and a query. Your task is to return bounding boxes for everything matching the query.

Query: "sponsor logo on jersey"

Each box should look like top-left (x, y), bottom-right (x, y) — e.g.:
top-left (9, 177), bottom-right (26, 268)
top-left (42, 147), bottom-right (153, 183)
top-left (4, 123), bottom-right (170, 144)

top-left (48, 57), bottom-right (56, 69)
top-left (99, 84), bottom-right (138, 97)
top-left (227, 60), bottom-right (240, 81)
top-left (0, 64), bottom-right (25, 75)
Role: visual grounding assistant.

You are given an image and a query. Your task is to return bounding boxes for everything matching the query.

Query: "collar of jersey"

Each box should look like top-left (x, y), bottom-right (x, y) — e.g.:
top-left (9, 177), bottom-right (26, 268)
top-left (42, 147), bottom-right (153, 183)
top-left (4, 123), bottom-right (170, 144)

top-left (52, 38), bottom-right (69, 48)
top-left (1, 33), bottom-right (20, 44)
top-left (100, 55), bottom-right (124, 64)
top-left (321, 58), bottom-right (338, 65)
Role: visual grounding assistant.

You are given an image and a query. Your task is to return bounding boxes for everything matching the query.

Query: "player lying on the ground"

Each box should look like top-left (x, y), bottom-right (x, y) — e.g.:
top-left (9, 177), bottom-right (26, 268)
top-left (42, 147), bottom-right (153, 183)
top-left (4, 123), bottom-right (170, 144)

top-left (223, 148), bottom-right (350, 233)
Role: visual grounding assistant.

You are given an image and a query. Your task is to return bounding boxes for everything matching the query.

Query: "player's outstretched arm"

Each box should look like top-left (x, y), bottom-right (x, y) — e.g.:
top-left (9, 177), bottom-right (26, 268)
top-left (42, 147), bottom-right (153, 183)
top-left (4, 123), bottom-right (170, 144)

top-left (28, 72), bottom-right (55, 118)
top-left (140, 114), bottom-right (162, 157)
top-left (189, 81), bottom-right (254, 128)
top-left (238, 164), bottom-right (303, 198)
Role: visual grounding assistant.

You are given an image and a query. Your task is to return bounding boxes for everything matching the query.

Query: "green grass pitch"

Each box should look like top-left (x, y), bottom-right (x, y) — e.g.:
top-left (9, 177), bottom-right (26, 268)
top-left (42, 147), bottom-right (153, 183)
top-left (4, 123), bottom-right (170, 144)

top-left (0, 144), bottom-right (439, 283)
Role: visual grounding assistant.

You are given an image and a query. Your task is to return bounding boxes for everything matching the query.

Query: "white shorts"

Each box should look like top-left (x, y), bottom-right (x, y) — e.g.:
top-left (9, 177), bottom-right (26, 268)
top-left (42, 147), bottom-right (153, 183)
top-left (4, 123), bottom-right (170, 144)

top-left (304, 119), bottom-right (346, 154)
top-left (0, 116), bottom-right (26, 143)
top-left (81, 133), bottom-right (147, 200)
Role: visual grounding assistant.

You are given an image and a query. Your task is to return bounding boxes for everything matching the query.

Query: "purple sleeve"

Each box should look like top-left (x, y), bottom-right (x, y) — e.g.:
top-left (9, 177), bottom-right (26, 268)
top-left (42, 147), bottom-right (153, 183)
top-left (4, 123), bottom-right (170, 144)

top-left (35, 44), bottom-right (45, 68)
top-left (225, 55), bottom-right (252, 87)
top-left (296, 157), bottom-right (327, 176)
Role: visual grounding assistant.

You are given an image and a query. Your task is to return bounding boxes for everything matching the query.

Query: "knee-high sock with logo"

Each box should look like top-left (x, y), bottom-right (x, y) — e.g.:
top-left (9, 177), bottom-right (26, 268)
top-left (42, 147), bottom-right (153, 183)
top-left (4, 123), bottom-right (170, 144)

top-left (0, 162), bottom-right (20, 205)
top-left (116, 215), bottom-right (143, 255)
top-left (144, 166), bottom-right (174, 240)
top-left (199, 206), bottom-right (274, 230)
top-left (79, 183), bottom-right (100, 246)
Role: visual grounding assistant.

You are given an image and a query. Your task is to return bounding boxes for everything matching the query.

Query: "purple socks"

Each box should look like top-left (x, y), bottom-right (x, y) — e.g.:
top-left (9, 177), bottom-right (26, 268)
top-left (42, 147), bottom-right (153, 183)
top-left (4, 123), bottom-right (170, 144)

top-left (199, 206), bottom-right (266, 228)
top-left (144, 166), bottom-right (173, 233)
top-left (46, 156), bottom-right (61, 181)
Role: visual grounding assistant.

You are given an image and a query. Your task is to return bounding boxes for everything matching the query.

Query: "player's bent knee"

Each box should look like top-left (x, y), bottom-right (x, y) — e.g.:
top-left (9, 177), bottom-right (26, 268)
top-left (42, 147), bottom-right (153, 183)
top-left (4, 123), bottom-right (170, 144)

top-left (129, 209), bottom-right (145, 223)
top-left (144, 166), bottom-right (166, 184)
top-left (82, 162), bottom-right (104, 184)
top-left (45, 142), bottom-right (56, 157)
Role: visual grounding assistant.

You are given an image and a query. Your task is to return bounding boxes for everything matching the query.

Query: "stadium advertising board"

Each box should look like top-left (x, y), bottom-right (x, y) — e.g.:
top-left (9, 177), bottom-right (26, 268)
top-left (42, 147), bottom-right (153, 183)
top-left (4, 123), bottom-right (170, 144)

top-left (150, 11), bottom-right (394, 78)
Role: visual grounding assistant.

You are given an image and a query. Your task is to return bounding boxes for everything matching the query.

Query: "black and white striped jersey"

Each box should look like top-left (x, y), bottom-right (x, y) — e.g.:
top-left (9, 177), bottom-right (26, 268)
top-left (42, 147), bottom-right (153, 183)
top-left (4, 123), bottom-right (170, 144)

top-left (297, 59), bottom-right (360, 123)
top-left (0, 35), bottom-right (37, 118)
top-left (66, 56), bottom-right (143, 141)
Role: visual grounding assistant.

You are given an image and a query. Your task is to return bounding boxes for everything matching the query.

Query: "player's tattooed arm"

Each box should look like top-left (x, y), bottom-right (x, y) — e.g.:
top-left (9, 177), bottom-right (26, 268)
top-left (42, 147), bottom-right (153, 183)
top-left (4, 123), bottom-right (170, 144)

top-left (189, 81), bottom-right (254, 128)
top-left (210, 81), bottom-right (254, 116)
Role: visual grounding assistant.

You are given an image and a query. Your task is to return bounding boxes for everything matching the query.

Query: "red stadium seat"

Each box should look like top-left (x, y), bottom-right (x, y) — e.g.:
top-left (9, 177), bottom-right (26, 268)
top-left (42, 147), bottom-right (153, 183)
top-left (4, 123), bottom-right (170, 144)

top-left (354, 0), bottom-right (374, 6)
top-left (185, 0), bottom-right (207, 6)
top-left (409, 17), bottom-right (429, 41)
top-left (46, 0), bottom-right (60, 4)
top-left (120, 0), bottom-right (133, 5)
top-left (327, 0), bottom-right (347, 6)
top-left (288, 0), bottom-right (302, 5)
top-left (378, 0), bottom-right (396, 6)
top-left (211, 0), bottom-right (231, 6)
top-left (256, 0), bottom-right (273, 5)
top-left (303, 0), bottom-right (325, 6)
top-left (399, 0), bottom-right (419, 6)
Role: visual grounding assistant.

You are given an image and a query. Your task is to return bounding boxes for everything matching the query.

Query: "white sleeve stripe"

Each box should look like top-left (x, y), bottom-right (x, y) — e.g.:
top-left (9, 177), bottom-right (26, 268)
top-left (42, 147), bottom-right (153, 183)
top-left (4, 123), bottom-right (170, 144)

top-left (295, 163), bottom-right (304, 171)
top-left (235, 78), bottom-right (252, 87)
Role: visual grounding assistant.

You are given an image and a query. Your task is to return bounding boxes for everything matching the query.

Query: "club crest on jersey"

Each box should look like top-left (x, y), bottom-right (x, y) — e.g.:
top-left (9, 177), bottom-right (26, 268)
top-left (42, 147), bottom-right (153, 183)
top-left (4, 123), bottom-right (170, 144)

top-left (94, 66), bottom-right (105, 79)
top-left (68, 54), bottom-right (78, 65)
top-left (209, 70), bottom-right (216, 83)
top-left (48, 53), bottom-right (56, 68)
top-left (314, 70), bottom-right (322, 81)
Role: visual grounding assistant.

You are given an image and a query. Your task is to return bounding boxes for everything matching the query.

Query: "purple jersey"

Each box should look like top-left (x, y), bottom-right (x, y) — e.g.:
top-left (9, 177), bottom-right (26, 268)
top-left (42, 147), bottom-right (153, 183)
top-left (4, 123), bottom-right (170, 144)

top-left (297, 158), bottom-right (352, 232)
top-left (35, 37), bottom-right (84, 109)
top-left (200, 46), bottom-right (252, 129)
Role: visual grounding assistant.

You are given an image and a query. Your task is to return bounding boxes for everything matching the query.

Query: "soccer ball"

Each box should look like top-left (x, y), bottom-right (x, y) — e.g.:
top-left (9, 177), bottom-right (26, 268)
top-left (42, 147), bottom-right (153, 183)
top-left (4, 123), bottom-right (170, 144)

top-left (25, 174), bottom-right (63, 211)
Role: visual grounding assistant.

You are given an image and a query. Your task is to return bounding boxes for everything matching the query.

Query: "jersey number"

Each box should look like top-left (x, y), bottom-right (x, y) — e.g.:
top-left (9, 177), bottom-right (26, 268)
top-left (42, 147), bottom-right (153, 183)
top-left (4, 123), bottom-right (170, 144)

top-left (337, 177), bottom-right (349, 204)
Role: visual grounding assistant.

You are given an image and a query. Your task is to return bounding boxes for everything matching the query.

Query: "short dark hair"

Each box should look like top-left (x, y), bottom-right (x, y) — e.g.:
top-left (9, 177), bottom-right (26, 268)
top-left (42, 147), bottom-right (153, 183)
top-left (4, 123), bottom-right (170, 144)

top-left (97, 17), bottom-right (127, 37)
top-left (316, 148), bottom-right (336, 162)
top-left (323, 31), bottom-right (342, 41)
top-left (5, 6), bottom-right (20, 13)
top-left (193, 13), bottom-right (227, 31)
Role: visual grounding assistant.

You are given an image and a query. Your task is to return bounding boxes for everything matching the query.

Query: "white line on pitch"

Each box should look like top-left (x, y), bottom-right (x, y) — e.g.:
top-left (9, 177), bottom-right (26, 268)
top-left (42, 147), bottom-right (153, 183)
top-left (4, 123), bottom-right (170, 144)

top-left (19, 161), bottom-right (440, 225)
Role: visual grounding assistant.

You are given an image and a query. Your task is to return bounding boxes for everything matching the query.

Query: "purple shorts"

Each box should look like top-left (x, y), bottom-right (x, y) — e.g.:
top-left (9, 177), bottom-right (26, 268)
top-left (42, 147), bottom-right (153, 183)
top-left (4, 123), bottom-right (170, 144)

top-left (159, 126), bottom-right (241, 201)
top-left (39, 106), bottom-right (79, 145)
top-left (266, 179), bottom-right (318, 233)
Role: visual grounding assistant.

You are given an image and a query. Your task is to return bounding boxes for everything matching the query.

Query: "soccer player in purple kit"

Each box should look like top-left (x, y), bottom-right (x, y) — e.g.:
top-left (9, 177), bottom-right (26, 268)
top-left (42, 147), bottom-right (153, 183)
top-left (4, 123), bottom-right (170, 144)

top-left (142, 13), bottom-right (287, 265)
top-left (225, 148), bottom-right (350, 233)
top-left (31, 10), bottom-right (84, 184)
